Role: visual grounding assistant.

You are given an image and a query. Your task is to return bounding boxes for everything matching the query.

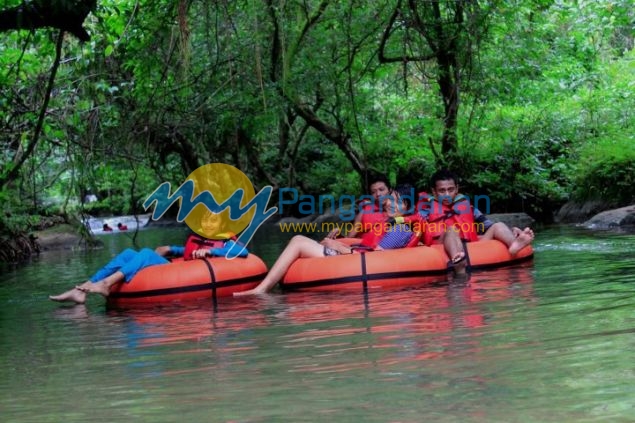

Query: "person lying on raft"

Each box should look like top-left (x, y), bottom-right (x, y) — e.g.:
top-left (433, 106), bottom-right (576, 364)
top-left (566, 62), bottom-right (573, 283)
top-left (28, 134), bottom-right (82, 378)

top-left (235, 185), bottom-right (418, 296)
top-left (327, 171), bottom-right (392, 239)
top-left (49, 211), bottom-right (247, 305)
top-left (417, 169), bottom-right (534, 274)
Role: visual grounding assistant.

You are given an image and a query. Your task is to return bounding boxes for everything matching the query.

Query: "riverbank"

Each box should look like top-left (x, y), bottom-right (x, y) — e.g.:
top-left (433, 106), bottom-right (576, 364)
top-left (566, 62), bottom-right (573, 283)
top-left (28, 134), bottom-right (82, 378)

top-left (34, 224), bottom-right (99, 251)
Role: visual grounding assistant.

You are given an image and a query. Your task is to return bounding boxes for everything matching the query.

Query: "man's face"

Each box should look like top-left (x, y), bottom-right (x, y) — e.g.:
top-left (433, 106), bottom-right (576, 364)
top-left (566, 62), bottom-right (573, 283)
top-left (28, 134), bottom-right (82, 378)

top-left (369, 181), bottom-right (390, 201)
top-left (432, 179), bottom-right (458, 205)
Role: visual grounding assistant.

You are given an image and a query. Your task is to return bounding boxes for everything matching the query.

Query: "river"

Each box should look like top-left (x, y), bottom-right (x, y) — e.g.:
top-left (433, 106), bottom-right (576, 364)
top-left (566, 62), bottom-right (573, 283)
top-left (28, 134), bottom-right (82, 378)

top-left (1, 224), bottom-right (634, 422)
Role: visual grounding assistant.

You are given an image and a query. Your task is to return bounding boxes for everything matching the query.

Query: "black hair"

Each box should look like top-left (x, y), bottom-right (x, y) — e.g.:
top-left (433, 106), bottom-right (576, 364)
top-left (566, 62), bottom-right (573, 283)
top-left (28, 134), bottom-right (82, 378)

top-left (394, 183), bottom-right (415, 210)
top-left (429, 169), bottom-right (459, 189)
top-left (366, 171), bottom-right (391, 192)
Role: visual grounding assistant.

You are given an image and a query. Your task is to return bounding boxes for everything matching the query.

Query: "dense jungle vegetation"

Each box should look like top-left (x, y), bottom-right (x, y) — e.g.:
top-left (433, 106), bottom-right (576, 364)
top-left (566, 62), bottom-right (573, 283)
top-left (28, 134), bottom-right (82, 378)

top-left (0, 0), bottom-right (633, 260)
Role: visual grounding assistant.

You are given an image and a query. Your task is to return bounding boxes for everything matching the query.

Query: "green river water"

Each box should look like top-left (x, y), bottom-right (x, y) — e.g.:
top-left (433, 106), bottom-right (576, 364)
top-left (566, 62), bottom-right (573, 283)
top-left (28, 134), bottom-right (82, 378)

top-left (1, 224), bottom-right (634, 422)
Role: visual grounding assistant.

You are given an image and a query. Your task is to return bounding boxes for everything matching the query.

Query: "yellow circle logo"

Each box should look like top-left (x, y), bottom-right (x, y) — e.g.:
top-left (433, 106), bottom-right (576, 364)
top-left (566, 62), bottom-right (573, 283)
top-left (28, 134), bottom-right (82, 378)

top-left (183, 163), bottom-right (255, 239)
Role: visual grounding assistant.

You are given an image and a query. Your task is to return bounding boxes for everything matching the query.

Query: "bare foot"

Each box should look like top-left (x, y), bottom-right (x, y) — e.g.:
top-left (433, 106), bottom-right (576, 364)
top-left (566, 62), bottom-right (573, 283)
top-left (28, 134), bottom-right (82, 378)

top-left (49, 287), bottom-right (87, 304)
top-left (509, 228), bottom-right (534, 255)
top-left (512, 227), bottom-right (523, 238)
top-left (233, 287), bottom-right (269, 297)
top-left (78, 280), bottom-right (110, 298)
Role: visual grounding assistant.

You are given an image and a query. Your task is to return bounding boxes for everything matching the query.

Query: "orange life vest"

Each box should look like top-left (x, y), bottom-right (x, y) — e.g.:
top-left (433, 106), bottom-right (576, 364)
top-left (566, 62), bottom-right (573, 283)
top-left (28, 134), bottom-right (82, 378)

top-left (423, 195), bottom-right (478, 246)
top-left (183, 233), bottom-right (235, 261)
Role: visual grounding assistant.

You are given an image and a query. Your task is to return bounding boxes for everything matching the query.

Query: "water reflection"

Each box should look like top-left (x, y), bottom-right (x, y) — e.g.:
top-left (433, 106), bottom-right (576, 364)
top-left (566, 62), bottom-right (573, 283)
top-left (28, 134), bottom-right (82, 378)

top-left (245, 264), bottom-right (538, 375)
top-left (3, 225), bottom-right (635, 422)
top-left (45, 264), bottom-right (537, 382)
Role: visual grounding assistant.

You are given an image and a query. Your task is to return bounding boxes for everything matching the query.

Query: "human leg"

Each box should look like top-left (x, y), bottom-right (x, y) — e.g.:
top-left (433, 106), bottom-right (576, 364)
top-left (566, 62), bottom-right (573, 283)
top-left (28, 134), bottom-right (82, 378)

top-left (88, 248), bottom-right (140, 282)
top-left (235, 235), bottom-right (325, 296)
top-left (481, 222), bottom-right (533, 255)
top-left (77, 271), bottom-right (125, 297)
top-left (49, 248), bottom-right (167, 304)
top-left (49, 248), bottom-right (138, 304)
top-left (441, 230), bottom-right (467, 275)
top-left (82, 248), bottom-right (168, 295)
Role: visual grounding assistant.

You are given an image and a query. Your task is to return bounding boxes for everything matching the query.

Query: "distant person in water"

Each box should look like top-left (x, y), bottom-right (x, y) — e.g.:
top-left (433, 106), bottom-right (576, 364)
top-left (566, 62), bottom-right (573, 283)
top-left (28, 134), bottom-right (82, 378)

top-left (49, 211), bottom-right (247, 305)
top-left (117, 222), bottom-right (128, 231)
top-left (102, 223), bottom-right (113, 232)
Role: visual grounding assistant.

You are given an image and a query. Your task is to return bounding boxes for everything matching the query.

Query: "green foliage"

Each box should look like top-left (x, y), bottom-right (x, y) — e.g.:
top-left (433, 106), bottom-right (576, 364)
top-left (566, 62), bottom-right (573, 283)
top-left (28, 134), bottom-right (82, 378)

top-left (0, 0), bottom-right (633, 242)
top-left (572, 137), bottom-right (635, 205)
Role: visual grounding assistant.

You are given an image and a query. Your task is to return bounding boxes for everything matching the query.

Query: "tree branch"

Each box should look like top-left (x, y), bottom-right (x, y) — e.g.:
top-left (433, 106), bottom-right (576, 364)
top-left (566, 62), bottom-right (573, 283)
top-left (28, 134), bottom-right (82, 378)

top-left (292, 103), bottom-right (364, 175)
top-left (0, 30), bottom-right (65, 189)
top-left (0, 0), bottom-right (97, 41)
top-left (379, 0), bottom-right (436, 64)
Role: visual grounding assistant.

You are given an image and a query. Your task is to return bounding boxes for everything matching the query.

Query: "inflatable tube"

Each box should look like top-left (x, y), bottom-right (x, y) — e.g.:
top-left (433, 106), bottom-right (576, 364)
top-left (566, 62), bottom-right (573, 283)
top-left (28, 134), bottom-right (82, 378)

top-left (107, 254), bottom-right (267, 306)
top-left (280, 239), bottom-right (533, 292)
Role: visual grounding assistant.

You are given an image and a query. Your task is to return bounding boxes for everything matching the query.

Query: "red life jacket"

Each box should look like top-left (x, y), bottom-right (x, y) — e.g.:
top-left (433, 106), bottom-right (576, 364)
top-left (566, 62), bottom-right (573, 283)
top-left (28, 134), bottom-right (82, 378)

top-left (358, 203), bottom-right (385, 237)
top-left (415, 191), bottom-right (433, 215)
top-left (423, 195), bottom-right (479, 246)
top-left (402, 213), bottom-right (426, 247)
top-left (183, 233), bottom-right (235, 261)
top-left (359, 226), bottom-right (383, 248)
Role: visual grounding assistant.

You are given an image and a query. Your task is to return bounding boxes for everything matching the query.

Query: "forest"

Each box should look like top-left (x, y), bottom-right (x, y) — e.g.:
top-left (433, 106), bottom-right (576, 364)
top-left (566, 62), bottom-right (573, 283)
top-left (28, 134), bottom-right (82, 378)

top-left (0, 0), bottom-right (633, 261)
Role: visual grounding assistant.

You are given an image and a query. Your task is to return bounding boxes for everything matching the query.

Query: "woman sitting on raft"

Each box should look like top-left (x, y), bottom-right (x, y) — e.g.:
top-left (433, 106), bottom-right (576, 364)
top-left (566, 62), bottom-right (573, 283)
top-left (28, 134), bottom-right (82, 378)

top-left (49, 211), bottom-right (247, 305)
top-left (235, 185), bottom-right (417, 296)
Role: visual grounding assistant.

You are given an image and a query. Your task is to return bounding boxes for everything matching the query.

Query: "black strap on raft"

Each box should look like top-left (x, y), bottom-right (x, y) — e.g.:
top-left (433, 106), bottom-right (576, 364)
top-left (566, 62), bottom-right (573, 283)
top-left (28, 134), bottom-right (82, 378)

top-left (351, 244), bottom-right (374, 253)
top-left (359, 251), bottom-right (369, 291)
top-left (199, 258), bottom-right (218, 310)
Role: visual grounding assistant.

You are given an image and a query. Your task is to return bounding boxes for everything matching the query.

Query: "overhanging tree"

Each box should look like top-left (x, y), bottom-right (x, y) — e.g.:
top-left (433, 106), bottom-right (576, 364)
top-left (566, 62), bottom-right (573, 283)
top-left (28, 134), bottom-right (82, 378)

top-left (379, 0), bottom-right (490, 167)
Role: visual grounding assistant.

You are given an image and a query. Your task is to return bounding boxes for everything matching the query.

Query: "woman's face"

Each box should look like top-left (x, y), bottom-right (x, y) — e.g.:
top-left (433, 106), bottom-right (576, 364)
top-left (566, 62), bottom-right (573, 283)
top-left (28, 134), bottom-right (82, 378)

top-left (200, 213), bottom-right (223, 236)
top-left (369, 181), bottom-right (390, 201)
top-left (381, 191), bottom-right (405, 217)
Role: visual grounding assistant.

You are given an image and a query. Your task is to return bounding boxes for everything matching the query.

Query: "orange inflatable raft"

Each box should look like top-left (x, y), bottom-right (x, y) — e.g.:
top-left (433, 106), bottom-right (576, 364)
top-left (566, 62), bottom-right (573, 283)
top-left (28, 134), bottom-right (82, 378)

top-left (107, 254), bottom-right (267, 306)
top-left (280, 239), bottom-right (533, 292)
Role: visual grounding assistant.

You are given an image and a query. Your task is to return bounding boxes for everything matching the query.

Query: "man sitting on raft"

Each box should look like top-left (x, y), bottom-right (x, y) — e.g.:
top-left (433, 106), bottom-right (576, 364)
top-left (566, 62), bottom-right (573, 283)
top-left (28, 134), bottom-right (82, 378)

top-left (419, 169), bottom-right (534, 274)
top-left (337, 171), bottom-right (392, 238)
top-left (49, 211), bottom-right (247, 304)
top-left (235, 185), bottom-right (418, 296)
